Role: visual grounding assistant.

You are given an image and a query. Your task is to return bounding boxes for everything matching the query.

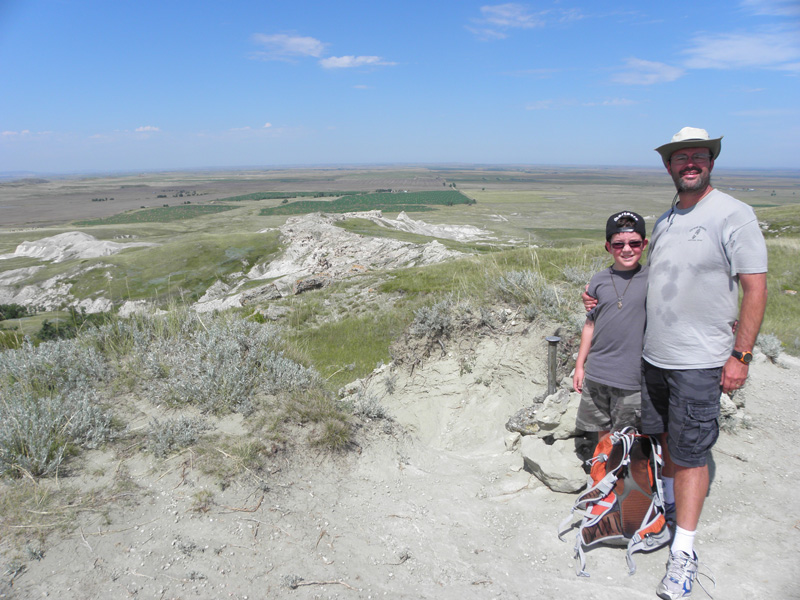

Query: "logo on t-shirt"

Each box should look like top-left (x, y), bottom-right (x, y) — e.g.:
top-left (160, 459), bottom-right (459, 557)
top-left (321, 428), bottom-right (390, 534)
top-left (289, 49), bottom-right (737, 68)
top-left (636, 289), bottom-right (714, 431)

top-left (688, 226), bottom-right (707, 242)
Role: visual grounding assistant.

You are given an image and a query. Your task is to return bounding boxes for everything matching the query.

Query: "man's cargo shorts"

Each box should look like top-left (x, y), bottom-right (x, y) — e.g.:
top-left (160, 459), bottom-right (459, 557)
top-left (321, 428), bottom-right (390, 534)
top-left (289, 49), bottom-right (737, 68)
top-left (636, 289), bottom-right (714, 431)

top-left (641, 360), bottom-right (722, 468)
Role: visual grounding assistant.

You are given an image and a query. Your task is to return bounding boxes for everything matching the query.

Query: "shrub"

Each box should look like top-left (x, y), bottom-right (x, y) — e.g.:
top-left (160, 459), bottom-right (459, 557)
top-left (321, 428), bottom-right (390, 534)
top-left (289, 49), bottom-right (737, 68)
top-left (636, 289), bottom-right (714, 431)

top-left (756, 333), bottom-right (782, 362)
top-left (147, 416), bottom-right (211, 458)
top-left (350, 389), bottom-right (392, 421)
top-left (409, 299), bottom-right (454, 338)
top-left (561, 258), bottom-right (608, 286)
top-left (0, 338), bottom-right (107, 397)
top-left (495, 270), bottom-right (577, 323)
top-left (0, 388), bottom-right (113, 477)
top-left (0, 336), bottom-right (114, 477)
top-left (99, 310), bottom-right (318, 415)
top-left (0, 304), bottom-right (29, 321)
top-left (34, 309), bottom-right (111, 343)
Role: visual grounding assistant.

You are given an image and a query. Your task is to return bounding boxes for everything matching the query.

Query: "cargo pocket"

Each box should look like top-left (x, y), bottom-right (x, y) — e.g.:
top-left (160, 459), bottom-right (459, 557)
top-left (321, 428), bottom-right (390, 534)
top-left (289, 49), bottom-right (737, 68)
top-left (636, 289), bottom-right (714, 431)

top-left (680, 402), bottom-right (720, 457)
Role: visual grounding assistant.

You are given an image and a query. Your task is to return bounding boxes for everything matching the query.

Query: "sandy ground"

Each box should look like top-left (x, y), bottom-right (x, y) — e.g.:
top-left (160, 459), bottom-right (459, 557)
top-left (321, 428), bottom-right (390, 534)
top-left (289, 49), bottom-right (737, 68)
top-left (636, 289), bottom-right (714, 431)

top-left (2, 322), bottom-right (799, 600)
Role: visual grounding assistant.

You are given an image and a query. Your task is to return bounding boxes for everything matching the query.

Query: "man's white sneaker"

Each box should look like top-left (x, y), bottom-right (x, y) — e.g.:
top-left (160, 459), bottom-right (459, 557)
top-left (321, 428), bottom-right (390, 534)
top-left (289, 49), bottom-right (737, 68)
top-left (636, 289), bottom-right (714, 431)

top-left (657, 550), bottom-right (698, 599)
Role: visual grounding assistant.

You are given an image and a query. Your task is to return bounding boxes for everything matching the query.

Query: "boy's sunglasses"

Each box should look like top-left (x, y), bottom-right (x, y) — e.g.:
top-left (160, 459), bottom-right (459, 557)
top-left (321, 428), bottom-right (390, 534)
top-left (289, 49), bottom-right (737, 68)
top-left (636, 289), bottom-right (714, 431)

top-left (610, 240), bottom-right (643, 250)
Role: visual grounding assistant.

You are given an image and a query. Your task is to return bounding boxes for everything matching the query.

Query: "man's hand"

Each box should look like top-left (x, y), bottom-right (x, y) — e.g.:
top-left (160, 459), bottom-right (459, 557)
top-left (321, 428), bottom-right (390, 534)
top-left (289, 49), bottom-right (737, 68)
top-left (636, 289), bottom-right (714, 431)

top-left (581, 285), bottom-right (597, 312)
top-left (721, 356), bottom-right (749, 394)
top-left (721, 272), bottom-right (767, 395)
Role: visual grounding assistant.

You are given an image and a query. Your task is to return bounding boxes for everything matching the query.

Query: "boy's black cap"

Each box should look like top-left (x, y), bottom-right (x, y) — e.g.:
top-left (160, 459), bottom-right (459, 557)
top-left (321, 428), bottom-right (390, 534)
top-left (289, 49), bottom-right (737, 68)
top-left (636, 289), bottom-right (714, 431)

top-left (606, 211), bottom-right (646, 241)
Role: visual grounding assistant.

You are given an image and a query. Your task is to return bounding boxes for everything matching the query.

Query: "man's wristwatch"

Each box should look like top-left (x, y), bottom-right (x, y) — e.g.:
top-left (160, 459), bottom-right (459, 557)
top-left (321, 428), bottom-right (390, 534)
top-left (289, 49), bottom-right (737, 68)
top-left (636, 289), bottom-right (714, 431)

top-left (731, 349), bottom-right (753, 365)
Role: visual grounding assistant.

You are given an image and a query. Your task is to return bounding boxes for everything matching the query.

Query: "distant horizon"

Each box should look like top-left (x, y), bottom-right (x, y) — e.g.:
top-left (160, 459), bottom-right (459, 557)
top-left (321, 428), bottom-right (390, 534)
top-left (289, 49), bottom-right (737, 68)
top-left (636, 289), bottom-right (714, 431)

top-left (3, 162), bottom-right (800, 182)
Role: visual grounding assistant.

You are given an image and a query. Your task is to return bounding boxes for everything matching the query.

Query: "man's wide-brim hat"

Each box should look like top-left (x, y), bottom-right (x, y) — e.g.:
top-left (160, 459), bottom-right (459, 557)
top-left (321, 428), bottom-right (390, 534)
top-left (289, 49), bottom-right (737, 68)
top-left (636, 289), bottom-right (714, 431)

top-left (655, 127), bottom-right (722, 165)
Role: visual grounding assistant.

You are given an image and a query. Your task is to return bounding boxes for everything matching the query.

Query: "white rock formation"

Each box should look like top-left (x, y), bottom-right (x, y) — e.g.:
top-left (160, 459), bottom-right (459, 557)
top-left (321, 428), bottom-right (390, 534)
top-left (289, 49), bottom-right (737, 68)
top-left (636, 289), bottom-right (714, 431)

top-left (370, 211), bottom-right (493, 242)
top-left (0, 231), bottom-right (153, 263)
top-left (195, 211), bottom-right (468, 311)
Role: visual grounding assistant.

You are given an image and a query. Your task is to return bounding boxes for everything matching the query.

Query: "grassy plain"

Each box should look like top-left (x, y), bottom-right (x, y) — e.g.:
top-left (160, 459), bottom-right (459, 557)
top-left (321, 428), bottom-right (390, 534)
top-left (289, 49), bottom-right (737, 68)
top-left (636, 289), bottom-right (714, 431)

top-left (1, 165), bottom-right (799, 358)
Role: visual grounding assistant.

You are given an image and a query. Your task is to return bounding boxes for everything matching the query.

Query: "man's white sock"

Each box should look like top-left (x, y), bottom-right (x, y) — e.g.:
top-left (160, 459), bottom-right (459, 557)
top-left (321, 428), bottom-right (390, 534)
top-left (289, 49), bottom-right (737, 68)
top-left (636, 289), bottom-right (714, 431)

top-left (671, 526), bottom-right (696, 557)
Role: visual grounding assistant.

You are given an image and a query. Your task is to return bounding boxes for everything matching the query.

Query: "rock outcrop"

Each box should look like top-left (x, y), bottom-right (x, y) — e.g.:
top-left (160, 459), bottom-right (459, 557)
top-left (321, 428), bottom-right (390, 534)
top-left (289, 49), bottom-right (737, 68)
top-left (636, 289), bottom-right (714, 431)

top-left (195, 211), bottom-right (467, 311)
top-left (520, 435), bottom-right (587, 493)
top-left (0, 231), bottom-right (153, 263)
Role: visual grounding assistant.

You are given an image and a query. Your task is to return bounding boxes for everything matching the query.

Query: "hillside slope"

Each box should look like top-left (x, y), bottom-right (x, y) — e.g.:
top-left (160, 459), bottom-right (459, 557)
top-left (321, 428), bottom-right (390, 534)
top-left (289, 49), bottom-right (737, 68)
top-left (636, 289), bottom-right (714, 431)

top-left (4, 323), bottom-right (798, 600)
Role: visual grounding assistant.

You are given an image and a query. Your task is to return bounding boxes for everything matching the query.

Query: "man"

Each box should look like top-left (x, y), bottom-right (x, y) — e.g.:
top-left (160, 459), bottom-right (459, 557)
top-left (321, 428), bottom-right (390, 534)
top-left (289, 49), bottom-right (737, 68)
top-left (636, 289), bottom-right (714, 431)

top-left (645, 127), bottom-right (768, 598)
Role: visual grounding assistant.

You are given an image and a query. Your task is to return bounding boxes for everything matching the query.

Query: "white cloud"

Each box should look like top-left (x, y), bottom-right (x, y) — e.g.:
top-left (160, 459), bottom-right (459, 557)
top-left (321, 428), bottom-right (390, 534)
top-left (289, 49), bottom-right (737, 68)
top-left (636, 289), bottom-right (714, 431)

top-left (353, 84), bottom-right (371, 89)
top-left (263, 123), bottom-right (272, 128)
top-left (683, 30), bottom-right (800, 70)
top-left (249, 32), bottom-right (393, 70)
top-left (613, 58), bottom-right (684, 85)
top-left (319, 55), bottom-right (395, 69)
top-left (558, 8), bottom-right (585, 23)
top-left (468, 4), bottom-right (583, 39)
top-left (465, 26), bottom-right (508, 41)
top-left (740, 0), bottom-right (800, 17)
top-left (135, 126), bottom-right (160, 132)
top-left (480, 3), bottom-right (543, 29)
top-left (468, 3), bottom-right (543, 39)
top-left (250, 33), bottom-right (327, 61)
top-left (2, 129), bottom-right (48, 137)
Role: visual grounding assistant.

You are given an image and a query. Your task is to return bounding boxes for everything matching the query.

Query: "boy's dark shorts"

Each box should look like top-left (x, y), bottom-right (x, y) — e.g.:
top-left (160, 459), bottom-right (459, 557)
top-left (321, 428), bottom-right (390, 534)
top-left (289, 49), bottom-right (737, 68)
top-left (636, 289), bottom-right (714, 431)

top-left (641, 360), bottom-right (722, 468)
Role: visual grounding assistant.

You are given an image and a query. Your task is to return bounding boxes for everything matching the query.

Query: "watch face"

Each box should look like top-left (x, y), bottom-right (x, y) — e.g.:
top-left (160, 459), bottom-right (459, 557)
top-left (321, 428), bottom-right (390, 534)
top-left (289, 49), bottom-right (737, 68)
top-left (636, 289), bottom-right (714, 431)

top-left (742, 352), bottom-right (753, 364)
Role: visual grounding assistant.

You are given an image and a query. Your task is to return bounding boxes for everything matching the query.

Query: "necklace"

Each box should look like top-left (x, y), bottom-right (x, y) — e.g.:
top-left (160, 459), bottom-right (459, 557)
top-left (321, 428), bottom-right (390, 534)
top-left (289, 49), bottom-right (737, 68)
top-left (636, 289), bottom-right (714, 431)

top-left (609, 268), bottom-right (634, 309)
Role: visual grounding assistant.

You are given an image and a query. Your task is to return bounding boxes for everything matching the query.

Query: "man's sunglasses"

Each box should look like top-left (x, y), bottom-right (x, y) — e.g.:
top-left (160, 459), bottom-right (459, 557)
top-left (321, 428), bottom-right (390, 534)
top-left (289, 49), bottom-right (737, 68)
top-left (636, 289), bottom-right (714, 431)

top-left (610, 241), bottom-right (643, 250)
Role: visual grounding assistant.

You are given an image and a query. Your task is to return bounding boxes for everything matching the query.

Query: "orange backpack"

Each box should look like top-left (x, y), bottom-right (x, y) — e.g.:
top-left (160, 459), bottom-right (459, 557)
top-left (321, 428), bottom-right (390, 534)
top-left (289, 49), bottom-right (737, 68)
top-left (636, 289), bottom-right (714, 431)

top-left (558, 427), bottom-right (671, 576)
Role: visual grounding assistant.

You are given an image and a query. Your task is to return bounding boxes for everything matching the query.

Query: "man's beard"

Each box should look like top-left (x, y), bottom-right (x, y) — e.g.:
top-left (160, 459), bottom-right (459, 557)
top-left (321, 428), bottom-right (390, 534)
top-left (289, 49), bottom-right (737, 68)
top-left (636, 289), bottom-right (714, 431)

top-left (673, 168), bottom-right (710, 193)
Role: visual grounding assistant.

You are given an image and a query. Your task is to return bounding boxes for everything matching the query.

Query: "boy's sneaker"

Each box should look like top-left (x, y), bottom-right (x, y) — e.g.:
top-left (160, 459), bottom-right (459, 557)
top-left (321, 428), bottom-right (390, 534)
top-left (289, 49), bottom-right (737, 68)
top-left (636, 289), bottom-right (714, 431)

top-left (657, 550), bottom-right (698, 599)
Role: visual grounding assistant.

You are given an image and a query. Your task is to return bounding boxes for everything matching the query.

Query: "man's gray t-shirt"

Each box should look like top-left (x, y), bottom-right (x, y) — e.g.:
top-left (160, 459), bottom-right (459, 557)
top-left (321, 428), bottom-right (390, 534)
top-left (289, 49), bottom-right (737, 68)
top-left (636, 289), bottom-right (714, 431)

top-left (585, 265), bottom-right (648, 390)
top-left (643, 189), bottom-right (767, 369)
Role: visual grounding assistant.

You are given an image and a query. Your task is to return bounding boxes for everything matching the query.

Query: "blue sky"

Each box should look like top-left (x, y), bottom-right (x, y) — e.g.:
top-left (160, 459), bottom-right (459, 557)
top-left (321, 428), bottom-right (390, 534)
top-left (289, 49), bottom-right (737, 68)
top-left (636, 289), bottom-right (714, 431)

top-left (1, 0), bottom-right (798, 174)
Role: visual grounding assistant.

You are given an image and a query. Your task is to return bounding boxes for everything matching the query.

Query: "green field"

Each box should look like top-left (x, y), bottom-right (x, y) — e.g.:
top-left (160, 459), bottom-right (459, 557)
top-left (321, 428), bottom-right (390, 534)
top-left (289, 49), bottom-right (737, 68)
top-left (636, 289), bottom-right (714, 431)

top-left (75, 204), bottom-right (238, 225)
top-left (219, 191), bottom-right (363, 202)
top-left (259, 190), bottom-right (473, 216)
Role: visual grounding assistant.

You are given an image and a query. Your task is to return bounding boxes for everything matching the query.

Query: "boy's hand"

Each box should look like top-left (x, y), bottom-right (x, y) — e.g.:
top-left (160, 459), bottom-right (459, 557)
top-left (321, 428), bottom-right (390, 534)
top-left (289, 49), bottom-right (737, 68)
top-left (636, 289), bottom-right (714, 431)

top-left (573, 366), bottom-right (584, 393)
top-left (581, 285), bottom-right (597, 312)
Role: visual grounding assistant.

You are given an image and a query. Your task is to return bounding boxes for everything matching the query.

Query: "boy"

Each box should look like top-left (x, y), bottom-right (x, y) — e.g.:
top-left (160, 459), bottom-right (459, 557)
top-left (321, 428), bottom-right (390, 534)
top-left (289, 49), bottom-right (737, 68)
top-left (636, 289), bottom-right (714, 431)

top-left (573, 211), bottom-right (648, 438)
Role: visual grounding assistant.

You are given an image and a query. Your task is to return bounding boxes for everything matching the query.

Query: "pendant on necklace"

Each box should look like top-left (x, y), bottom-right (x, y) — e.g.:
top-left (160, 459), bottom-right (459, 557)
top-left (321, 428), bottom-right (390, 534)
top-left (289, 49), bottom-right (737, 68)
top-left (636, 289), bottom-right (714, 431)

top-left (617, 299), bottom-right (623, 309)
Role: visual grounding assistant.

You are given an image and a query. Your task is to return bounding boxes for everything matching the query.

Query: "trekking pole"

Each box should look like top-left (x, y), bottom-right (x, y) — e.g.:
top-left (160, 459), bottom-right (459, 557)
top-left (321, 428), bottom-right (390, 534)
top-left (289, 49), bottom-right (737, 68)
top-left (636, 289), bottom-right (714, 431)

top-left (546, 335), bottom-right (561, 396)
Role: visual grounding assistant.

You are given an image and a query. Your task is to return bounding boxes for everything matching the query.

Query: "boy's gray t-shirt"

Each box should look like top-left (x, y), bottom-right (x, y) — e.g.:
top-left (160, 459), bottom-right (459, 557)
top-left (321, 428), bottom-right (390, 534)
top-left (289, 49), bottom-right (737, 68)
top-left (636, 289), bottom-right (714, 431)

top-left (643, 189), bottom-right (768, 369)
top-left (584, 264), bottom-right (648, 390)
